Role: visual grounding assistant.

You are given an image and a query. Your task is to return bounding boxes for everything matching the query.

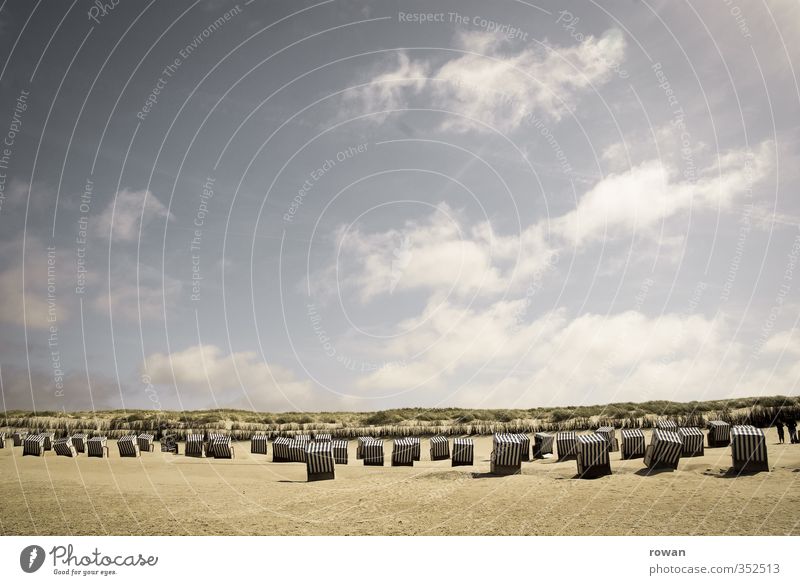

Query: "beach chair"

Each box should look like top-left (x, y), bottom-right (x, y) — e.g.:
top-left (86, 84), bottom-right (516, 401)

top-left (160, 434), bottom-right (178, 454)
top-left (288, 439), bottom-right (307, 463)
top-left (117, 435), bottom-right (140, 457)
top-left (295, 434), bottom-right (311, 444)
top-left (643, 429), bottom-right (682, 470)
top-left (656, 419), bottom-right (678, 432)
top-left (87, 436), bottom-right (109, 458)
top-left (678, 427), bottom-right (704, 457)
top-left (429, 436), bottom-right (450, 461)
top-left (392, 438), bottom-right (415, 466)
top-left (331, 439), bottom-right (348, 465)
top-left (53, 437), bottom-right (77, 457)
top-left (452, 438), bottom-right (474, 466)
top-left (356, 436), bottom-right (373, 460)
top-left (272, 437), bottom-right (291, 462)
top-left (306, 442), bottom-right (335, 481)
top-left (707, 420), bottom-right (730, 448)
top-left (620, 429), bottom-right (646, 459)
top-left (185, 433), bottom-right (205, 457)
top-left (362, 438), bottom-right (384, 466)
top-left (206, 433), bottom-right (226, 457)
top-left (250, 434), bottom-right (269, 455)
top-left (42, 432), bottom-right (55, 451)
top-left (72, 433), bottom-right (87, 453)
top-left (0, 432), bottom-right (4, 448)
top-left (490, 434), bottom-right (522, 475)
top-left (533, 432), bottom-right (554, 458)
top-left (13, 431), bottom-right (25, 446)
top-left (556, 431), bottom-right (578, 461)
top-left (407, 437), bottom-right (421, 461)
top-left (576, 433), bottom-right (612, 478)
top-left (313, 433), bottom-right (332, 442)
top-left (137, 434), bottom-right (155, 453)
top-left (730, 425), bottom-right (769, 473)
top-left (211, 435), bottom-right (234, 459)
top-left (595, 426), bottom-right (619, 452)
top-left (23, 434), bottom-right (45, 456)
top-left (513, 433), bottom-right (531, 461)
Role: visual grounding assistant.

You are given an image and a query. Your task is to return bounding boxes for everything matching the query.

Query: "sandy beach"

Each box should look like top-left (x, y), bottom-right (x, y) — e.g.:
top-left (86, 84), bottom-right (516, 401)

top-left (1, 428), bottom-right (797, 536)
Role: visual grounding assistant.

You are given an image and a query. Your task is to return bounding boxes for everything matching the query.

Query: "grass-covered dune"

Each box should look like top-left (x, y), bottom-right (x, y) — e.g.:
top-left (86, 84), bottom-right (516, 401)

top-left (2, 395), bottom-right (798, 440)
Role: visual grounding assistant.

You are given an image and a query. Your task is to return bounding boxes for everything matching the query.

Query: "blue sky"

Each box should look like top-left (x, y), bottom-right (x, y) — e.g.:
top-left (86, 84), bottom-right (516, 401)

top-left (0, 0), bottom-right (798, 413)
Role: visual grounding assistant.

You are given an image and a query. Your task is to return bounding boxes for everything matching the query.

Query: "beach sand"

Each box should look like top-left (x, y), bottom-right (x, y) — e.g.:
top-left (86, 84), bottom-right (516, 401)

top-left (1, 428), bottom-right (797, 535)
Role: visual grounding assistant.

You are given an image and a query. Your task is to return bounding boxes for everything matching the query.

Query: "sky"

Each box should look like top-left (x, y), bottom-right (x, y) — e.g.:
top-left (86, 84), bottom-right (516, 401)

top-left (0, 0), bottom-right (799, 413)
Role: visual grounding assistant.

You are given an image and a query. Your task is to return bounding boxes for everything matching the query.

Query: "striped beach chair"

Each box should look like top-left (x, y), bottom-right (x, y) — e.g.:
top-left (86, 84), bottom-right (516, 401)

top-left (556, 431), bottom-right (578, 461)
top-left (211, 435), bottom-right (235, 459)
top-left (295, 434), bottom-right (311, 444)
top-left (656, 419), bottom-right (678, 432)
top-left (644, 429), bottom-right (682, 470)
top-left (429, 436), bottom-right (450, 461)
top-left (23, 434), bottom-right (45, 456)
top-left (72, 433), bottom-right (87, 453)
top-left (272, 437), bottom-right (291, 462)
top-left (87, 436), bottom-right (109, 458)
top-left (595, 426), bottom-right (619, 452)
top-left (730, 425), bottom-right (768, 473)
top-left (288, 439), bottom-right (307, 463)
top-left (12, 431), bottom-right (26, 446)
top-left (306, 442), bottom-right (335, 481)
top-left (117, 435), bottom-right (140, 457)
top-left (707, 420), bottom-right (731, 448)
top-left (356, 436), bottom-right (373, 460)
top-left (332, 439), bottom-right (348, 465)
top-left (185, 433), bottom-right (205, 457)
top-left (392, 438), bottom-right (415, 466)
top-left (160, 434), bottom-right (178, 454)
top-left (362, 438), bottom-right (384, 466)
top-left (206, 433), bottom-right (226, 457)
top-left (452, 438), bottom-right (474, 466)
top-left (0, 432), bottom-right (4, 448)
top-left (408, 437), bottom-right (421, 461)
top-left (513, 433), bottom-right (531, 461)
top-left (576, 433), bottom-right (612, 478)
top-left (490, 434), bottom-right (522, 475)
top-left (137, 434), bottom-right (155, 453)
top-left (251, 434), bottom-right (269, 455)
top-left (313, 433), bottom-right (332, 442)
top-left (42, 432), bottom-right (55, 451)
top-left (53, 436), bottom-right (77, 457)
top-left (620, 429), bottom-right (646, 459)
top-left (533, 432), bottom-right (554, 458)
top-left (678, 427), bottom-right (704, 457)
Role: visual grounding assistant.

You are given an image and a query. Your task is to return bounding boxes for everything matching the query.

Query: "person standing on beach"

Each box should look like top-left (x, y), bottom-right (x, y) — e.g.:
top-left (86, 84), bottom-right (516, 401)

top-left (775, 419), bottom-right (785, 444)
top-left (787, 419), bottom-right (798, 444)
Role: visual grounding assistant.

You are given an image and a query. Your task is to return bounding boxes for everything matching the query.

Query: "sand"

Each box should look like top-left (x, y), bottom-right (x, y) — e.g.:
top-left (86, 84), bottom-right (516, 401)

top-left (1, 428), bottom-right (797, 535)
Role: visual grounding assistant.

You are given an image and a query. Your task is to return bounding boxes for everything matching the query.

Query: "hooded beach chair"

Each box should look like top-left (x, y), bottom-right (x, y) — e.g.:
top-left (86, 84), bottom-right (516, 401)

top-left (556, 431), bottom-right (578, 461)
top-left (272, 437), bottom-right (291, 462)
top-left (392, 438), bottom-right (415, 466)
top-left (730, 425), bottom-right (768, 473)
top-left (53, 436), bottom-right (77, 457)
top-left (620, 429), bottom-right (646, 459)
top-left (288, 439), bottom-right (307, 462)
top-left (490, 434), bottom-right (522, 475)
top-left (12, 431), bottom-right (25, 446)
top-left (533, 432), bottom-right (554, 458)
top-left (71, 433), bottom-right (87, 453)
top-left (643, 429), bottom-right (682, 470)
top-left (306, 442), bottom-right (335, 481)
top-left (512, 433), bottom-right (531, 461)
top-left (295, 434), bottom-right (311, 444)
top-left (595, 426), bottom-right (619, 452)
top-left (707, 420), bottom-right (730, 447)
top-left (313, 433), bottom-right (332, 442)
top-left (250, 434), bottom-right (269, 455)
top-left (137, 433), bottom-right (154, 453)
top-left (23, 434), bottom-right (45, 456)
top-left (206, 433), bottom-right (226, 457)
top-left (160, 434), bottom-right (178, 453)
top-left (362, 438), bottom-right (384, 466)
top-left (356, 436), bottom-right (373, 460)
top-left (331, 439), bottom-right (348, 464)
top-left (42, 432), bottom-right (55, 451)
top-left (185, 433), bottom-right (205, 457)
top-left (576, 433), bottom-right (612, 478)
top-left (117, 435), bottom-right (140, 457)
top-left (0, 432), bottom-right (4, 448)
top-left (211, 435), bottom-right (234, 459)
top-left (452, 437), bottom-right (474, 466)
top-left (87, 436), bottom-right (109, 458)
top-left (678, 427), bottom-right (704, 457)
top-left (407, 437), bottom-right (421, 461)
top-left (429, 436), bottom-right (450, 461)
top-left (656, 419), bottom-right (678, 432)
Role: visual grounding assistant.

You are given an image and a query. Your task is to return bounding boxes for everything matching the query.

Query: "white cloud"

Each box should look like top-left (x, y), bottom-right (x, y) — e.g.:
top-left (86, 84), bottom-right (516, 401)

top-left (92, 261), bottom-right (182, 322)
top-left (93, 188), bottom-right (172, 242)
